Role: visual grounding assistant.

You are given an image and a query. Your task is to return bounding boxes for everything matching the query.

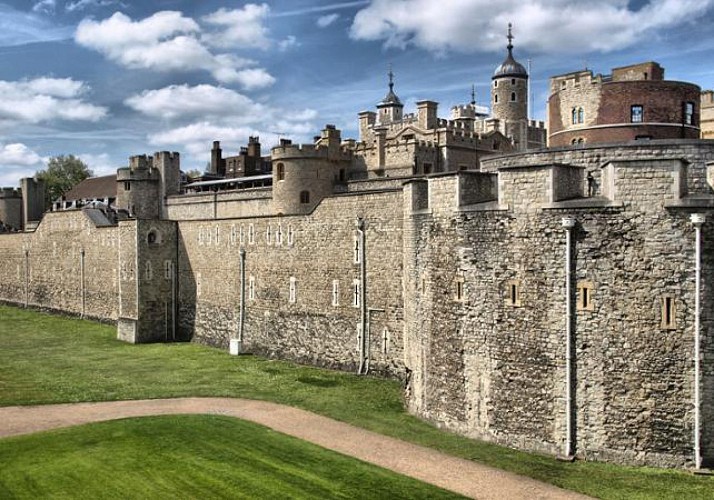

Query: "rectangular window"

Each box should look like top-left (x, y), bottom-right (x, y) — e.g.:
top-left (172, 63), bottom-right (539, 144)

top-left (276, 225), bottom-right (283, 246)
top-left (239, 225), bottom-right (245, 244)
top-left (248, 223), bottom-right (255, 245)
top-left (266, 225), bottom-right (272, 244)
top-left (354, 235), bottom-right (361, 264)
top-left (214, 225), bottom-right (220, 245)
top-left (506, 280), bottom-right (521, 307)
top-left (661, 296), bottom-right (676, 329)
top-left (288, 225), bottom-right (294, 246)
top-left (230, 225), bottom-right (237, 245)
top-left (382, 328), bottom-right (390, 354)
top-left (249, 275), bottom-right (255, 300)
top-left (332, 279), bottom-right (339, 306)
top-left (685, 101), bottom-right (695, 125)
top-left (423, 162), bottom-right (433, 175)
top-left (631, 105), bottom-right (644, 123)
top-left (163, 260), bottom-right (172, 280)
top-left (353, 279), bottom-right (361, 308)
top-left (124, 181), bottom-right (131, 191)
top-left (289, 277), bottom-right (297, 304)
top-left (454, 276), bottom-right (465, 302)
top-left (577, 281), bottom-right (594, 311)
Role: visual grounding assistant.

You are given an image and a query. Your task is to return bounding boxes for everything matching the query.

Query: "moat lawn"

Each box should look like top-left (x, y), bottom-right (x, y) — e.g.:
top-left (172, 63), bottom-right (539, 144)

top-left (1, 305), bottom-right (713, 500)
top-left (0, 414), bottom-right (465, 499)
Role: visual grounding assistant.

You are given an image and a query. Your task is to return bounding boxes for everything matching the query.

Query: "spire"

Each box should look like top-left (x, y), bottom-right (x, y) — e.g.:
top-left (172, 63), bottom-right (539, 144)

top-left (470, 84), bottom-right (476, 106)
top-left (378, 63), bottom-right (402, 107)
top-left (507, 22), bottom-right (514, 53)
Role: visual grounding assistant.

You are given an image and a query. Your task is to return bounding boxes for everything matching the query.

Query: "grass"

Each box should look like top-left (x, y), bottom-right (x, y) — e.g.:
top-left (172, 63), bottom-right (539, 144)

top-left (1, 304), bottom-right (713, 499)
top-left (0, 415), bottom-right (466, 499)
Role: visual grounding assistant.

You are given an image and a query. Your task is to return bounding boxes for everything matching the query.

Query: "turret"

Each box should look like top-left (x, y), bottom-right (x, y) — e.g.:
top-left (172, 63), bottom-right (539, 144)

top-left (20, 177), bottom-right (45, 230)
top-left (491, 23), bottom-right (529, 148)
top-left (210, 141), bottom-right (225, 176)
top-left (377, 67), bottom-right (404, 125)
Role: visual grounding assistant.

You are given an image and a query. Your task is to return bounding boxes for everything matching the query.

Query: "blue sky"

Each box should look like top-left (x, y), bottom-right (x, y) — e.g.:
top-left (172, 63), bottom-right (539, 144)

top-left (1, 0), bottom-right (714, 185)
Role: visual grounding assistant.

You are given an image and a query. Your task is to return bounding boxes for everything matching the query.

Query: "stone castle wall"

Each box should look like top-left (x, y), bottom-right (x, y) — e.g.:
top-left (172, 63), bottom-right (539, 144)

top-left (176, 189), bottom-right (406, 376)
top-left (403, 147), bottom-right (714, 467)
top-left (0, 210), bottom-right (119, 320)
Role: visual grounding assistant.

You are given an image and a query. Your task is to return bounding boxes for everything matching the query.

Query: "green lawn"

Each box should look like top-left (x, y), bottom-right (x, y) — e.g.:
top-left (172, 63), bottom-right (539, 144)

top-left (1, 304), bottom-right (713, 499)
top-left (0, 415), bottom-right (465, 499)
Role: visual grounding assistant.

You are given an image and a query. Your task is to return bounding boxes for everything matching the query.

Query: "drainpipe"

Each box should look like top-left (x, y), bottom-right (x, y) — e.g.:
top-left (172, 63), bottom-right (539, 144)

top-left (562, 217), bottom-right (576, 459)
top-left (357, 218), bottom-right (367, 375)
top-left (171, 260), bottom-right (176, 342)
top-left (691, 213), bottom-right (705, 469)
top-left (80, 248), bottom-right (86, 318)
top-left (231, 249), bottom-right (246, 355)
top-left (24, 249), bottom-right (29, 308)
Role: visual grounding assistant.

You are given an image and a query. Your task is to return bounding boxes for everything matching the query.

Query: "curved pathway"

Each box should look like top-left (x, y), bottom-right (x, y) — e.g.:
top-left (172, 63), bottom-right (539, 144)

top-left (0, 398), bottom-right (590, 500)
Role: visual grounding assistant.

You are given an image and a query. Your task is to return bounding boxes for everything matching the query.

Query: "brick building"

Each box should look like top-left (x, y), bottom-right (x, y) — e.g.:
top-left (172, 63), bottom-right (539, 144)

top-left (548, 61), bottom-right (701, 147)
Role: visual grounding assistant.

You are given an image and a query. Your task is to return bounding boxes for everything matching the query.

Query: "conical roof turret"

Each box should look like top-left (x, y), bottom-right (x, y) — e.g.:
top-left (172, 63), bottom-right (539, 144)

top-left (493, 23), bottom-right (528, 79)
top-left (378, 66), bottom-right (403, 107)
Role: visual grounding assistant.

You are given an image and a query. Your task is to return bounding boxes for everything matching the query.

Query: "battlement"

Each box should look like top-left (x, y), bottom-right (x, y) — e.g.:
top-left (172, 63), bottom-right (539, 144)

top-left (528, 119), bottom-right (546, 129)
top-left (153, 151), bottom-right (180, 161)
top-left (129, 155), bottom-right (153, 171)
top-left (0, 187), bottom-right (21, 198)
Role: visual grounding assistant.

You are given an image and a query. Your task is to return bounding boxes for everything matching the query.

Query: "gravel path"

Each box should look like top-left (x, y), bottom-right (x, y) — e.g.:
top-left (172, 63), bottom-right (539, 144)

top-left (0, 397), bottom-right (591, 500)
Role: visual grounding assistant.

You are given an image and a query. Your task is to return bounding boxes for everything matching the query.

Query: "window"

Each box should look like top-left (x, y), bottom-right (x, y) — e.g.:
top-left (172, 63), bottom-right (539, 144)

top-left (214, 225), bottom-right (220, 245)
top-left (494, 80), bottom-right (498, 88)
top-left (332, 280), bottom-right (339, 306)
top-left (144, 261), bottom-right (153, 281)
top-left (578, 107), bottom-right (584, 124)
top-left (300, 190), bottom-right (310, 204)
top-left (124, 181), bottom-right (131, 191)
top-left (276, 162), bottom-right (285, 181)
top-left (249, 276), bottom-right (255, 300)
top-left (510, 92), bottom-right (516, 102)
top-left (506, 280), bottom-right (521, 306)
top-left (289, 277), bottom-right (297, 303)
top-left (276, 225), bottom-right (283, 245)
top-left (631, 105), bottom-right (643, 123)
top-left (248, 223), bottom-right (255, 244)
top-left (382, 328), bottom-right (390, 354)
top-left (454, 276), bottom-right (465, 302)
top-left (287, 225), bottom-right (294, 246)
top-left (572, 107), bottom-right (584, 124)
top-left (494, 94), bottom-right (498, 103)
top-left (266, 225), bottom-right (272, 244)
top-left (353, 235), bottom-right (361, 264)
top-left (164, 260), bottom-right (172, 280)
top-left (661, 296), bottom-right (676, 329)
top-left (423, 163), bottom-right (433, 174)
top-left (577, 281), bottom-right (594, 311)
top-left (511, 78), bottom-right (516, 85)
top-left (147, 231), bottom-right (157, 244)
top-left (239, 225), bottom-right (245, 244)
top-left (230, 225), bottom-right (237, 245)
top-left (353, 279), bottom-right (361, 308)
top-left (685, 101), bottom-right (695, 125)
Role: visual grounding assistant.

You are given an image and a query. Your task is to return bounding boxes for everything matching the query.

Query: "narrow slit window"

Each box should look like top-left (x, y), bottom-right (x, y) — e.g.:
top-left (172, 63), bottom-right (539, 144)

top-left (248, 223), bottom-right (255, 245)
top-left (661, 296), bottom-right (676, 329)
top-left (249, 276), bottom-right (255, 300)
top-left (454, 277), bottom-right (465, 302)
top-left (332, 279), bottom-right (339, 306)
top-left (506, 280), bottom-right (521, 306)
top-left (353, 279), bottom-right (361, 308)
top-left (577, 281), bottom-right (595, 311)
top-left (289, 277), bottom-right (297, 304)
top-left (163, 260), bottom-right (172, 280)
top-left (354, 235), bottom-right (361, 264)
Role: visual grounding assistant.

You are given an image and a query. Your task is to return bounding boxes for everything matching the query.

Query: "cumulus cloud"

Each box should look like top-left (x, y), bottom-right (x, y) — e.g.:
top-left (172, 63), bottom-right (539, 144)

top-left (0, 77), bottom-right (107, 126)
top-left (350, 0), bottom-right (714, 54)
top-left (127, 83), bottom-right (317, 164)
top-left (202, 4), bottom-right (271, 49)
top-left (0, 143), bottom-right (44, 167)
top-left (317, 13), bottom-right (340, 28)
top-left (75, 11), bottom-right (275, 88)
top-left (124, 84), bottom-right (266, 120)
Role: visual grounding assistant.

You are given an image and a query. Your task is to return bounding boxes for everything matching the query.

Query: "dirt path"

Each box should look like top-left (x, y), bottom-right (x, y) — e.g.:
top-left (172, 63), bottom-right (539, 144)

top-left (0, 397), bottom-right (591, 500)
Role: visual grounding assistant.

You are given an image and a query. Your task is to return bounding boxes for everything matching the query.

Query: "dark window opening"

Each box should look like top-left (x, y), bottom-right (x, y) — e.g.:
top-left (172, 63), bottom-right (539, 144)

top-left (276, 163), bottom-right (285, 181)
top-left (124, 181), bottom-right (131, 191)
top-left (299, 190), bottom-right (310, 204)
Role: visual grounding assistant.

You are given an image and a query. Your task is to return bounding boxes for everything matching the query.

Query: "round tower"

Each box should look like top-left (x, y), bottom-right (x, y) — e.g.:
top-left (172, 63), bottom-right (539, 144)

top-left (491, 23), bottom-right (528, 124)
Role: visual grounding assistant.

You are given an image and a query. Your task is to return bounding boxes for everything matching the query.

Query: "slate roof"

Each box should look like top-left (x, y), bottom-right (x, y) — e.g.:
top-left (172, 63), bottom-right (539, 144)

top-left (63, 175), bottom-right (117, 201)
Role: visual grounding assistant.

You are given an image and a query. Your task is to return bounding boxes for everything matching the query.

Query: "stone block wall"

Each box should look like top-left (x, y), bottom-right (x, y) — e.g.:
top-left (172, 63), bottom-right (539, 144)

top-left (0, 210), bottom-right (119, 320)
top-left (176, 189), bottom-right (405, 376)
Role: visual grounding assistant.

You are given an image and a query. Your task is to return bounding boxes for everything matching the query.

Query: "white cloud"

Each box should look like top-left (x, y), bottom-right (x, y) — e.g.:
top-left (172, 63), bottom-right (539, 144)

top-left (132, 84), bottom-right (317, 166)
top-left (350, 0), bottom-right (714, 54)
top-left (77, 153), bottom-right (116, 176)
top-left (75, 11), bottom-right (275, 87)
top-left (32, 0), bottom-right (56, 14)
top-left (202, 4), bottom-right (271, 49)
top-left (124, 84), bottom-right (266, 120)
top-left (0, 4), bottom-right (72, 47)
top-left (65, 0), bottom-right (126, 12)
top-left (0, 77), bottom-right (107, 126)
top-left (0, 143), bottom-right (44, 167)
top-left (278, 35), bottom-right (299, 51)
top-left (317, 13), bottom-right (340, 28)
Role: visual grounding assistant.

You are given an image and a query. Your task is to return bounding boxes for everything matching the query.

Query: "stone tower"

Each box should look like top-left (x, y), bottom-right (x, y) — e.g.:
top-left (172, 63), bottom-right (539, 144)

top-left (377, 67), bottom-right (403, 125)
top-left (491, 23), bottom-right (529, 150)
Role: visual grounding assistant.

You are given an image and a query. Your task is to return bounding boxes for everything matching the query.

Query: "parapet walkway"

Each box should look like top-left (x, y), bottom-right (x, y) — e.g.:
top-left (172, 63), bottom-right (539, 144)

top-left (0, 397), bottom-right (591, 500)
